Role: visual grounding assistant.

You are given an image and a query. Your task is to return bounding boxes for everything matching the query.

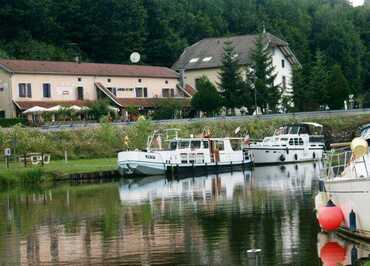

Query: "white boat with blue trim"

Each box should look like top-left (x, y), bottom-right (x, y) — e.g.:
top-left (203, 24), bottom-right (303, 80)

top-left (118, 129), bottom-right (252, 177)
top-left (248, 122), bottom-right (325, 165)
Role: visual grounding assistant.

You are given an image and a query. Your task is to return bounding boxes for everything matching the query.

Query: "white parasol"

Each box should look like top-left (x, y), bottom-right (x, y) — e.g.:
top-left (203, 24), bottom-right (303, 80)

top-left (23, 106), bottom-right (47, 114)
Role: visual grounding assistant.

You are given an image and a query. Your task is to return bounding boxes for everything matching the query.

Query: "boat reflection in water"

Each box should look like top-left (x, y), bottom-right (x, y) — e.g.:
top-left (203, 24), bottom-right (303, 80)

top-left (317, 232), bottom-right (370, 266)
top-left (119, 162), bottom-right (322, 204)
top-left (0, 162), bottom-right (323, 266)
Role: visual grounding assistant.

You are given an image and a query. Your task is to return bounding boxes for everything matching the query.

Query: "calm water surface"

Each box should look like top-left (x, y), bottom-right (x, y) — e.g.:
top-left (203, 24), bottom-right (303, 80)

top-left (0, 162), bottom-right (368, 265)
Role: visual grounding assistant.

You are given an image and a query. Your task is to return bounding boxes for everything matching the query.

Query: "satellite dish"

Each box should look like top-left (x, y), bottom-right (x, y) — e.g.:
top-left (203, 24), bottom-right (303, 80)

top-left (130, 52), bottom-right (141, 64)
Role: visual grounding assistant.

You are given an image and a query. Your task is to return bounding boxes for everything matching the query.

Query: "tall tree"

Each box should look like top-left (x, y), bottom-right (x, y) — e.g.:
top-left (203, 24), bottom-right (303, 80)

top-left (292, 65), bottom-right (308, 111)
top-left (218, 40), bottom-right (244, 114)
top-left (250, 34), bottom-right (279, 113)
top-left (327, 64), bottom-right (350, 109)
top-left (308, 51), bottom-right (329, 110)
top-left (191, 76), bottom-right (223, 116)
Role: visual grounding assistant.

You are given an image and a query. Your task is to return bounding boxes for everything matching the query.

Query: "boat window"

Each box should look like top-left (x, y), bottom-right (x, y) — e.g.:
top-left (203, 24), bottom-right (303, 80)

top-left (170, 141), bottom-right (177, 150)
top-left (214, 141), bottom-right (224, 151)
top-left (299, 138), bottom-right (304, 145)
top-left (289, 139), bottom-right (294, 145)
top-left (203, 141), bottom-right (209, 149)
top-left (179, 141), bottom-right (190, 149)
top-left (191, 140), bottom-right (201, 149)
top-left (281, 138), bottom-right (288, 141)
top-left (230, 139), bottom-right (241, 151)
top-left (294, 138), bottom-right (299, 145)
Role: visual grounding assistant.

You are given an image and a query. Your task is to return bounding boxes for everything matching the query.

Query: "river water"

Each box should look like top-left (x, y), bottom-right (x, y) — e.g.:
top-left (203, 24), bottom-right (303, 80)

top-left (0, 162), bottom-right (369, 265)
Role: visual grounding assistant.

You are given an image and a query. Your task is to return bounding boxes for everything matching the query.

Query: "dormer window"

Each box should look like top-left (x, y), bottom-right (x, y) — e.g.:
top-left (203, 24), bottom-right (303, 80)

top-left (282, 59), bottom-right (285, 68)
top-left (202, 57), bottom-right (213, 62)
top-left (189, 58), bottom-right (199, 63)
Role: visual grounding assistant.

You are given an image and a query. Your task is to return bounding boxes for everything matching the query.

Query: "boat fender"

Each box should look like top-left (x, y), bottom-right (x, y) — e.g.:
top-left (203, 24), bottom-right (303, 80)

top-left (349, 210), bottom-right (357, 232)
top-left (286, 147), bottom-right (289, 154)
top-left (351, 246), bottom-right (358, 266)
top-left (317, 200), bottom-right (344, 232)
top-left (320, 241), bottom-right (346, 266)
top-left (294, 154), bottom-right (298, 161)
top-left (279, 154), bottom-right (286, 162)
top-left (313, 152), bottom-right (316, 159)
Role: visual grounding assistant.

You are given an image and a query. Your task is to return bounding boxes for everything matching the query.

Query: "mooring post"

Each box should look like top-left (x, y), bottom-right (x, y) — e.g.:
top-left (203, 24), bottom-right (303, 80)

top-left (23, 153), bottom-right (27, 167)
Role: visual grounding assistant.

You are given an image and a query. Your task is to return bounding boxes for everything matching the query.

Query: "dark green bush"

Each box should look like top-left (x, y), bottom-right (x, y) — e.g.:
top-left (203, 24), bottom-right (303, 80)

top-left (0, 118), bottom-right (27, 127)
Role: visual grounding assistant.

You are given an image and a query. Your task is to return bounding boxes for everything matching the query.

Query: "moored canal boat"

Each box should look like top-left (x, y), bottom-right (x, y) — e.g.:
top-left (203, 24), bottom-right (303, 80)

top-left (248, 122), bottom-right (325, 165)
top-left (315, 127), bottom-right (370, 240)
top-left (117, 129), bottom-right (252, 177)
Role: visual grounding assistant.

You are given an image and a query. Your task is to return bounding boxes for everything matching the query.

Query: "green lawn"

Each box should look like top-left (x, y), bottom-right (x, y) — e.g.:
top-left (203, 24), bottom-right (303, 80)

top-left (0, 158), bottom-right (117, 185)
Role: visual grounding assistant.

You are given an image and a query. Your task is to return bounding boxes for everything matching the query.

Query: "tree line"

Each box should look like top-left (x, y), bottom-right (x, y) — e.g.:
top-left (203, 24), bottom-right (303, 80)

top-left (0, 0), bottom-right (369, 110)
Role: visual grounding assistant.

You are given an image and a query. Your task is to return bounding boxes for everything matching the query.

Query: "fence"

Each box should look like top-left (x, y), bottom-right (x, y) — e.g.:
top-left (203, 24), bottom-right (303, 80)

top-left (35, 108), bottom-right (370, 132)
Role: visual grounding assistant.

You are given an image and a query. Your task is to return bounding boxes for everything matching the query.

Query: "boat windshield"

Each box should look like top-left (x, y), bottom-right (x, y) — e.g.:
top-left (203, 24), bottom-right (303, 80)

top-left (190, 140), bottom-right (201, 149)
top-left (179, 141), bottom-right (190, 149)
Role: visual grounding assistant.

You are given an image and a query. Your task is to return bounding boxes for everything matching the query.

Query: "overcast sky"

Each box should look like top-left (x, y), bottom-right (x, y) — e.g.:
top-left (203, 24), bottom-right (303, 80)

top-left (352, 0), bottom-right (364, 6)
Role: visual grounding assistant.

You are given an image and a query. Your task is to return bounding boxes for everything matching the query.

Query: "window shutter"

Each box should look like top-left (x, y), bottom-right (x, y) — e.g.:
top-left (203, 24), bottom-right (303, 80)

top-left (27, 84), bottom-right (32, 98)
top-left (144, 87), bottom-right (148, 98)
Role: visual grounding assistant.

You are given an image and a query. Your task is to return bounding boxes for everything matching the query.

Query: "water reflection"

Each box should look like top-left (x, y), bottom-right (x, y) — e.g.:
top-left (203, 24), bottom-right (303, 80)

top-left (0, 162), bottom-right (323, 265)
top-left (317, 232), bottom-right (370, 265)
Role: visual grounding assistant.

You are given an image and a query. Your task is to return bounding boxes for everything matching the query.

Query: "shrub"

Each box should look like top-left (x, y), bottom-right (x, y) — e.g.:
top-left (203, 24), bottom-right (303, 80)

top-left (152, 99), bottom-right (183, 120)
top-left (0, 118), bottom-right (27, 127)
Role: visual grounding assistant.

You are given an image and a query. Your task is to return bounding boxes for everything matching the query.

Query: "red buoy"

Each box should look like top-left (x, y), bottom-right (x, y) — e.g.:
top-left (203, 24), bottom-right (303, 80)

top-left (318, 201), bottom-right (344, 232)
top-left (320, 241), bottom-right (346, 266)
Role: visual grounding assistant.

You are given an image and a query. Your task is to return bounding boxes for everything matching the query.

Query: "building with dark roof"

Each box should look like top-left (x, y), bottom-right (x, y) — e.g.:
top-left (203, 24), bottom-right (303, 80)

top-left (173, 33), bottom-right (300, 110)
top-left (0, 59), bottom-right (191, 119)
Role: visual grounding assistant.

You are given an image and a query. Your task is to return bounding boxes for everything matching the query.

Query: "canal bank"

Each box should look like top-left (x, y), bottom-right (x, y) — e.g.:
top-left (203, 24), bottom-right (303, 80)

top-left (1, 113), bottom-right (370, 186)
top-left (0, 158), bottom-right (117, 186)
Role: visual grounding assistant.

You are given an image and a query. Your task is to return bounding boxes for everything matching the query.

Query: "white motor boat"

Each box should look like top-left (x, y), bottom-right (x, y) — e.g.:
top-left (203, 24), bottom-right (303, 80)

top-left (316, 124), bottom-right (370, 240)
top-left (117, 129), bottom-right (252, 177)
top-left (248, 122), bottom-right (325, 165)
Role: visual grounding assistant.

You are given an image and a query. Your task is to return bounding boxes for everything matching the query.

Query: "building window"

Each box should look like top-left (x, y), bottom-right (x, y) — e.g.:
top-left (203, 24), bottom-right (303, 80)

top-left (0, 111), bottom-right (4, 118)
top-left (43, 83), bottom-right (51, 98)
top-left (162, 88), bottom-right (175, 98)
top-left (281, 59), bottom-right (285, 68)
top-left (282, 76), bottom-right (286, 90)
top-left (107, 87), bottom-right (117, 96)
top-left (165, 80), bottom-right (168, 84)
top-left (108, 78), bottom-right (111, 83)
top-left (77, 86), bottom-right (84, 100)
top-left (138, 79), bottom-right (142, 83)
top-left (135, 87), bottom-right (147, 97)
top-left (78, 77), bottom-right (82, 82)
top-left (0, 86), bottom-right (4, 92)
top-left (19, 83), bottom-right (32, 98)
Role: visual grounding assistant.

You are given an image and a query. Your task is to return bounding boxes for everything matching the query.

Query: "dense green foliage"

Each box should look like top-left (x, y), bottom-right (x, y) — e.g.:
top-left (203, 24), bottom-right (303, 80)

top-left (191, 76), bottom-right (223, 116)
top-left (152, 99), bottom-right (183, 120)
top-left (0, 0), bottom-right (369, 109)
top-left (0, 118), bottom-right (27, 127)
top-left (218, 41), bottom-right (244, 113)
top-left (250, 34), bottom-right (280, 112)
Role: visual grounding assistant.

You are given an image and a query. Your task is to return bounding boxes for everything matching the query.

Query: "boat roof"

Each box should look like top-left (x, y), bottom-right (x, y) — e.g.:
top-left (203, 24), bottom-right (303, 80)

top-left (297, 122), bottom-right (323, 128)
top-left (166, 137), bottom-right (244, 141)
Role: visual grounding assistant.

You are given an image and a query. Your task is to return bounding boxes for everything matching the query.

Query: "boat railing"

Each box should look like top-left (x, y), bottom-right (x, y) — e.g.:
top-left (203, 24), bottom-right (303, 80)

top-left (322, 149), bottom-right (369, 179)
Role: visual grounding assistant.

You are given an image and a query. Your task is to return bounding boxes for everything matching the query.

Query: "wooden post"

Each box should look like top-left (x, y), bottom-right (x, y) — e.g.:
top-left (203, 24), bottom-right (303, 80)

top-left (5, 156), bottom-right (9, 168)
top-left (24, 153), bottom-right (27, 167)
top-left (41, 152), bottom-right (44, 167)
top-left (64, 149), bottom-right (68, 163)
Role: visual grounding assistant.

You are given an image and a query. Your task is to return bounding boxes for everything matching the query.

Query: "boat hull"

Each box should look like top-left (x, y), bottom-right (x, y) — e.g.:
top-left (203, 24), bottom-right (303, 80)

top-left (324, 178), bottom-right (370, 239)
top-left (249, 147), bottom-right (323, 165)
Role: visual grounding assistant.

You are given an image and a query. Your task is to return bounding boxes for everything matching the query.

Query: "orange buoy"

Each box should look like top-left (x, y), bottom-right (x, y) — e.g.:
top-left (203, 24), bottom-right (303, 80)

top-left (318, 200), bottom-right (344, 232)
top-left (320, 241), bottom-right (346, 266)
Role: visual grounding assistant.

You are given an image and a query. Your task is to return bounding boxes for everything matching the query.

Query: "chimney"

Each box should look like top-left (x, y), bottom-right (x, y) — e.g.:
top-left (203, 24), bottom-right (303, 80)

top-left (179, 69), bottom-right (185, 88)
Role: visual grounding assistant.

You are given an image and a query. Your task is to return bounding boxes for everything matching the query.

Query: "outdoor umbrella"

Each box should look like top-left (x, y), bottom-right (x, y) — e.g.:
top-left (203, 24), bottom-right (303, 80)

top-left (23, 106), bottom-right (47, 114)
top-left (46, 105), bottom-right (63, 112)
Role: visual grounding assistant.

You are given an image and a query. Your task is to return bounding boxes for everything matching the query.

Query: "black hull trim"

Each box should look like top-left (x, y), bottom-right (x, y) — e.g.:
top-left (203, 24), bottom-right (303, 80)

top-left (166, 162), bottom-right (253, 178)
top-left (254, 159), bottom-right (322, 167)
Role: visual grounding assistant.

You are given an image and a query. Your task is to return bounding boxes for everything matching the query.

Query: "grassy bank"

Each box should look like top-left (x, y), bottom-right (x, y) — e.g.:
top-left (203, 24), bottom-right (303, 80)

top-left (0, 113), bottom-right (369, 186)
top-left (0, 158), bottom-right (116, 186)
